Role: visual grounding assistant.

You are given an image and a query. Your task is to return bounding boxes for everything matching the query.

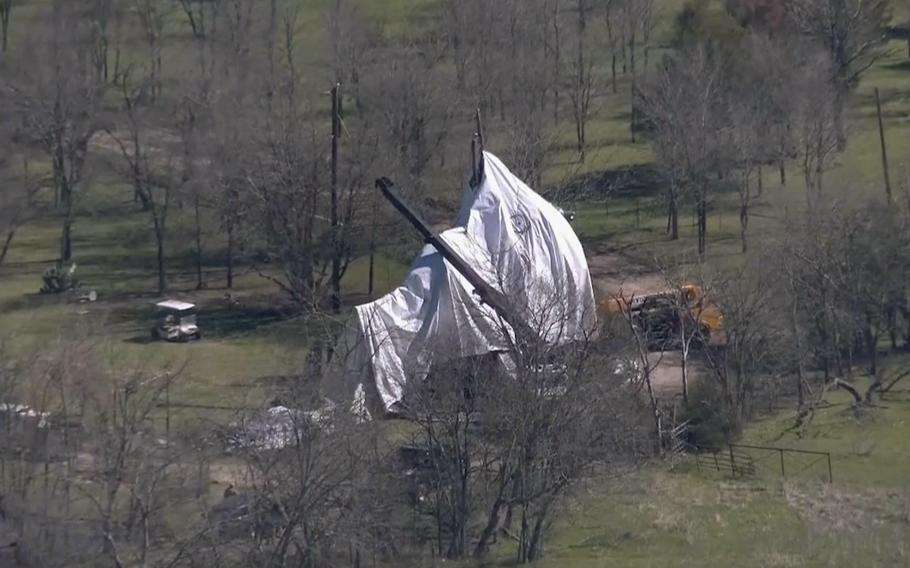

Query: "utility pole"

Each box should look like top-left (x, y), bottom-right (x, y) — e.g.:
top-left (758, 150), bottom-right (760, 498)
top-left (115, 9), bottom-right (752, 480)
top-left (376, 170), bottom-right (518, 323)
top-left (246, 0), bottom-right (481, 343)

top-left (368, 178), bottom-right (377, 299)
top-left (875, 88), bottom-right (892, 202)
top-left (471, 108), bottom-right (485, 189)
top-left (331, 84), bottom-right (341, 312)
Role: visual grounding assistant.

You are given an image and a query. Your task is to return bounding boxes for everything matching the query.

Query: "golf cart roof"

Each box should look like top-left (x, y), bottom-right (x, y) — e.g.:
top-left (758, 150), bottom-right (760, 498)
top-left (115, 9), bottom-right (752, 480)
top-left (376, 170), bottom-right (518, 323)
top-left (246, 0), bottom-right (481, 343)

top-left (155, 300), bottom-right (196, 312)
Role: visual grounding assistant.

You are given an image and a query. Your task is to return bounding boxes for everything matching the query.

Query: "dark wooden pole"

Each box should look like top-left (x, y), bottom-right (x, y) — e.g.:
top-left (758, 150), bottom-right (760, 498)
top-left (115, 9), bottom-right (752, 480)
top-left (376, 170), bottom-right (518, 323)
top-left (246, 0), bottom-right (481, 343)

top-left (474, 108), bottom-right (485, 183)
top-left (470, 138), bottom-right (477, 188)
top-left (331, 84), bottom-right (341, 312)
top-left (875, 88), bottom-right (892, 202)
top-left (368, 177), bottom-right (377, 299)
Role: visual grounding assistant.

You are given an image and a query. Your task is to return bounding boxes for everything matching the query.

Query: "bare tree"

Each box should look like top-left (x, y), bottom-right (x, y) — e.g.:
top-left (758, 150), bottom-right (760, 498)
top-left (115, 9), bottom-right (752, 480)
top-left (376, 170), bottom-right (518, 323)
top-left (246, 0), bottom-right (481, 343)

top-left (601, 0), bottom-right (620, 92)
top-left (178, 0), bottom-right (224, 40)
top-left (133, 0), bottom-right (169, 101)
top-left (638, 44), bottom-right (726, 254)
top-left (0, 0), bottom-right (14, 53)
top-left (329, 0), bottom-right (377, 112)
top-left (398, 294), bottom-right (646, 563)
top-left (106, 72), bottom-right (177, 293)
top-left (87, 0), bottom-right (126, 83)
top-left (607, 290), bottom-right (668, 444)
top-left (568, 0), bottom-right (595, 161)
top-left (5, 1), bottom-right (102, 262)
top-left (77, 365), bottom-right (183, 568)
top-left (726, 35), bottom-right (781, 253)
top-left (217, 364), bottom-right (379, 568)
top-left (792, 53), bottom-right (840, 207)
top-left (701, 264), bottom-right (782, 422)
top-left (238, 4), bottom-right (379, 312)
top-left (0, 157), bottom-right (38, 268)
top-left (624, 0), bottom-right (656, 140)
top-left (365, 47), bottom-right (452, 190)
top-left (789, 0), bottom-right (889, 146)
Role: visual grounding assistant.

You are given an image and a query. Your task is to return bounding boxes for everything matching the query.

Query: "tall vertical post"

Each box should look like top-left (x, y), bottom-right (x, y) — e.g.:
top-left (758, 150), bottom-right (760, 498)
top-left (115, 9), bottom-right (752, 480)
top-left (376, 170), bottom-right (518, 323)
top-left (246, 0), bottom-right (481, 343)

top-left (368, 179), bottom-right (377, 299)
top-left (470, 138), bottom-right (478, 188)
top-left (165, 376), bottom-right (170, 447)
top-left (331, 84), bottom-right (341, 313)
top-left (474, 108), bottom-right (485, 184)
top-left (875, 88), bottom-right (892, 202)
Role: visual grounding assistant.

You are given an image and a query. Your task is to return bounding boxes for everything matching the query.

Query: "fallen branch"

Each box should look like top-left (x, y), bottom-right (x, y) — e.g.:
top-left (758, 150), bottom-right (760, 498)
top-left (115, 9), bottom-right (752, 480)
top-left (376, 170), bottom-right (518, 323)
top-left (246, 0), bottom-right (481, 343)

top-left (866, 368), bottom-right (910, 401)
top-left (833, 378), bottom-right (863, 405)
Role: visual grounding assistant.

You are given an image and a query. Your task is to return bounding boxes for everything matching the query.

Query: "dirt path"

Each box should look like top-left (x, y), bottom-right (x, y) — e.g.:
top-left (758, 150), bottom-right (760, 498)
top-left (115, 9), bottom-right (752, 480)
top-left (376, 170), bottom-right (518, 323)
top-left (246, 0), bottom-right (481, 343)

top-left (587, 250), bottom-right (701, 400)
top-left (587, 251), bottom-right (666, 300)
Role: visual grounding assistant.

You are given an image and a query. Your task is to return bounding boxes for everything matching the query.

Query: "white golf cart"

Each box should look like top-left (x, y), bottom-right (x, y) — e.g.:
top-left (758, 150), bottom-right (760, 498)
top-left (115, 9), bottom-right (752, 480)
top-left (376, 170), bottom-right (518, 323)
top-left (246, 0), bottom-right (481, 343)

top-left (152, 300), bottom-right (201, 342)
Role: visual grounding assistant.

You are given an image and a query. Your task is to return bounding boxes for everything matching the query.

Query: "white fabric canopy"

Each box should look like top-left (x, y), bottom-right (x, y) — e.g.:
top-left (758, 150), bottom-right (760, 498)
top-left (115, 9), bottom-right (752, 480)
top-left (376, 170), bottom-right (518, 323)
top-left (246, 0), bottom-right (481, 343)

top-left (337, 152), bottom-right (596, 414)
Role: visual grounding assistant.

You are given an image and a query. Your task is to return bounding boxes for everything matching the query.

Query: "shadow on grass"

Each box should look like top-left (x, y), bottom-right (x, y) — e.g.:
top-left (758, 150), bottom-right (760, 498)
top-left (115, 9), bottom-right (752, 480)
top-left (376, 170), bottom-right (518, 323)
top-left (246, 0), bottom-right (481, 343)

top-left (884, 59), bottom-right (910, 73)
top-left (0, 292), bottom-right (69, 314)
top-left (111, 299), bottom-right (292, 340)
top-left (555, 164), bottom-right (663, 201)
top-left (124, 334), bottom-right (157, 345)
top-left (202, 305), bottom-right (288, 338)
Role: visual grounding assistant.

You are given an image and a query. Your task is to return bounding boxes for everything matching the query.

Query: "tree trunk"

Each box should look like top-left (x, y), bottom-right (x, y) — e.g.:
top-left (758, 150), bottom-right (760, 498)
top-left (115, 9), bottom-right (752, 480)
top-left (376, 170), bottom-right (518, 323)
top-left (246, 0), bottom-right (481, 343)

top-left (697, 193), bottom-right (706, 258)
top-left (526, 512), bottom-right (547, 562)
top-left (867, 322), bottom-right (878, 376)
top-left (330, 85), bottom-right (341, 313)
top-left (833, 378), bottom-right (863, 404)
top-left (834, 88), bottom-right (847, 151)
top-left (643, 368), bottom-right (662, 452)
top-left (194, 194), bottom-right (204, 289)
top-left (474, 496), bottom-right (505, 558)
top-left (226, 222), bottom-right (234, 289)
top-left (629, 31), bottom-right (637, 143)
top-left (680, 318), bottom-right (689, 406)
top-left (0, 228), bottom-right (15, 268)
top-left (574, 0), bottom-right (586, 161)
top-left (0, 2), bottom-right (10, 53)
top-left (154, 220), bottom-right (166, 293)
top-left (668, 194), bottom-right (679, 240)
top-left (552, 1), bottom-right (560, 125)
top-left (740, 200), bottom-right (748, 254)
top-left (791, 292), bottom-right (805, 410)
top-left (61, 186), bottom-right (73, 262)
top-left (611, 53), bottom-right (617, 93)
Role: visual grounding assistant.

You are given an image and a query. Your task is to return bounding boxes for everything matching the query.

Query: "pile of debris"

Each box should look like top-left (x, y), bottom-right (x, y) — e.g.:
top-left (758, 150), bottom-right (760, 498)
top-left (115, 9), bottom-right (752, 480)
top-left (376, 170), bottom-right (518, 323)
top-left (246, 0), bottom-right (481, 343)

top-left (39, 263), bottom-right (77, 294)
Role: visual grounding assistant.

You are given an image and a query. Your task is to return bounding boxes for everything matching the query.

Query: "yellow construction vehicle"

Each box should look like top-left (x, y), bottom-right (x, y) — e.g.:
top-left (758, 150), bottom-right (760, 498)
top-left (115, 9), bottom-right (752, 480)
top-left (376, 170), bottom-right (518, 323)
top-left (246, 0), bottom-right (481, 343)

top-left (598, 284), bottom-right (723, 348)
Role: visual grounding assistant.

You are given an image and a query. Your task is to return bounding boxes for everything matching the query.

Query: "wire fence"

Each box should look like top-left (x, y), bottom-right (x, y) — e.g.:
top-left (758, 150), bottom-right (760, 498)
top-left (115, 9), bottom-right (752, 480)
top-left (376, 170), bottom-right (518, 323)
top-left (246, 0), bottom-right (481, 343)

top-left (691, 443), bottom-right (833, 483)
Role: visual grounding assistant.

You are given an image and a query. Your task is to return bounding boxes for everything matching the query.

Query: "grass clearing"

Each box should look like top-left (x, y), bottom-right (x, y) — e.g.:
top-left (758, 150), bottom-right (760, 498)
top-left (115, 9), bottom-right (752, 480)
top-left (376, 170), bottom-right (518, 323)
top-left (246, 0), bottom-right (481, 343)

top-left (486, 379), bottom-right (910, 567)
top-left (3, 1), bottom-right (910, 564)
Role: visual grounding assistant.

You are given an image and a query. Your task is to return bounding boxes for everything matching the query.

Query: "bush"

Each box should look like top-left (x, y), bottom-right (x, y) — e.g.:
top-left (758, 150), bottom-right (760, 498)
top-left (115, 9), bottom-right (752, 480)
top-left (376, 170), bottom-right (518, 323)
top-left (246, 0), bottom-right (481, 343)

top-left (680, 380), bottom-right (741, 449)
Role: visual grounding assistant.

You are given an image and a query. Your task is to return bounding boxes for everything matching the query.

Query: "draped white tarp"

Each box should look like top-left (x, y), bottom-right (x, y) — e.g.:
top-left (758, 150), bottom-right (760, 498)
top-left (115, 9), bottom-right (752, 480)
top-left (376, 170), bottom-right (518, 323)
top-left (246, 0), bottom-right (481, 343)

top-left (334, 153), bottom-right (596, 415)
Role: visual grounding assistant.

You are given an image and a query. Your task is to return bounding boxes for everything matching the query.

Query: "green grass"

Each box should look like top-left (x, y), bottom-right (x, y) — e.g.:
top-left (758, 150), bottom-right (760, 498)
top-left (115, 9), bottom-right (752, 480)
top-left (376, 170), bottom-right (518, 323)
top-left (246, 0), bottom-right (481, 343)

top-left (0, 169), bottom-right (413, 414)
top-left (483, 376), bottom-right (910, 567)
top-left (3, 3), bottom-right (910, 563)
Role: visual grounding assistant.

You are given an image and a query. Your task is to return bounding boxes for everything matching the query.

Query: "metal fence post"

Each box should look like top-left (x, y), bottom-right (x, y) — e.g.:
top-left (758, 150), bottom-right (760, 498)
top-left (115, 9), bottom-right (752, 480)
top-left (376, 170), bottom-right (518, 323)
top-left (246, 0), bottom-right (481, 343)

top-left (729, 446), bottom-right (736, 478)
top-left (827, 453), bottom-right (833, 483)
top-left (779, 448), bottom-right (785, 477)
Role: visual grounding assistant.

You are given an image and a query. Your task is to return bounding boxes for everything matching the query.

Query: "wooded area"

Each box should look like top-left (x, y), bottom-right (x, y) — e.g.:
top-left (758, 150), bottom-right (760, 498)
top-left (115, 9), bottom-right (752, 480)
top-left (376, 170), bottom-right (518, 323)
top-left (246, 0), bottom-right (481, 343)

top-left (1, 0), bottom-right (910, 566)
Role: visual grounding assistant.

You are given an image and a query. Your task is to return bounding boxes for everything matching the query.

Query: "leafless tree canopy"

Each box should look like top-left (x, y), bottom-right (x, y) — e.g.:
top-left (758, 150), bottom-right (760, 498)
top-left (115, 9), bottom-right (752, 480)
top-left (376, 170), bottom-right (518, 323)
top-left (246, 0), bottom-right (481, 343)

top-left (1, 0), bottom-right (908, 565)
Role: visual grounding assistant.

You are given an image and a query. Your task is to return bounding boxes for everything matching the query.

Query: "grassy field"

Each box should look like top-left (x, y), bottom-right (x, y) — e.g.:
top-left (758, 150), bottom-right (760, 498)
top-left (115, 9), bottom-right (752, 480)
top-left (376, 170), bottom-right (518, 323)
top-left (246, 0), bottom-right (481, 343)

top-left (479, 375), bottom-right (910, 567)
top-left (3, 2), bottom-right (910, 564)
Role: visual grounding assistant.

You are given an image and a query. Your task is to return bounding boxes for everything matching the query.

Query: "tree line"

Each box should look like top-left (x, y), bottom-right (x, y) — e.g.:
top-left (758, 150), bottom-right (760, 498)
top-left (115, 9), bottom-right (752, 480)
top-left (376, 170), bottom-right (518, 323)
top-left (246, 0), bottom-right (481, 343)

top-left (1, 0), bottom-right (909, 566)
